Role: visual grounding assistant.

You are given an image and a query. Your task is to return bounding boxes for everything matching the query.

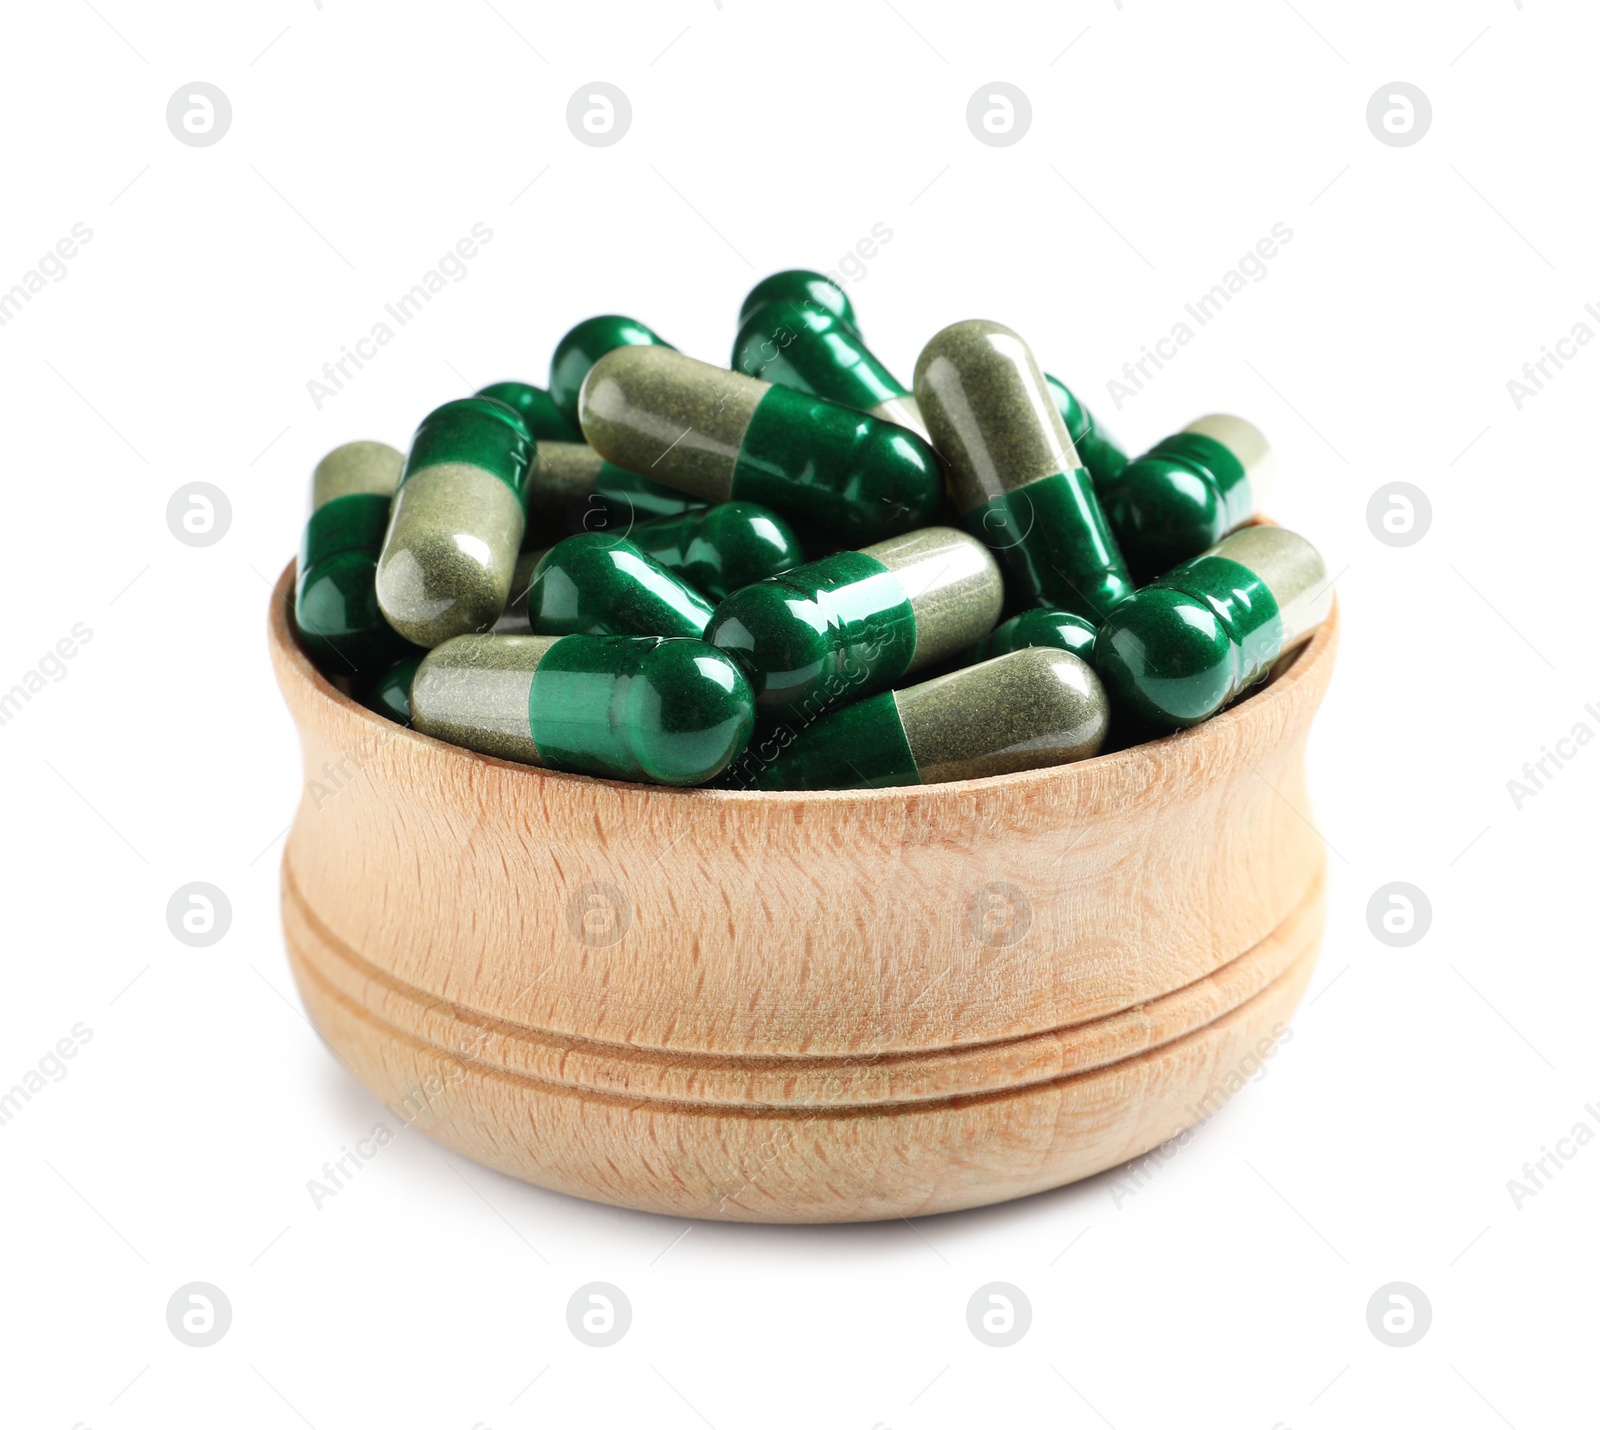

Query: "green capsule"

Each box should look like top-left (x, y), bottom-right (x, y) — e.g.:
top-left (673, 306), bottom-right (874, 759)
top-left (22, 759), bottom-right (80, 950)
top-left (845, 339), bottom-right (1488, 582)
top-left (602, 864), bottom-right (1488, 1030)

top-left (522, 532), bottom-right (715, 639)
top-left (359, 652), bottom-right (423, 724)
top-left (411, 633), bottom-right (754, 786)
top-left (295, 441), bottom-right (414, 677)
top-left (1095, 525), bottom-right (1330, 731)
top-left (1043, 375), bottom-right (1128, 488)
top-left (706, 526), bottom-right (1002, 722)
top-left (580, 347), bottom-right (943, 545)
top-left (748, 647), bottom-right (1108, 790)
top-left (1097, 415), bottom-right (1271, 584)
top-left (738, 269), bottom-right (857, 334)
top-left (915, 321), bottom-right (1133, 623)
top-left (972, 608), bottom-right (1097, 665)
top-left (549, 315), bottom-right (674, 432)
top-left (627, 501), bottom-right (803, 602)
top-left (375, 397), bottom-right (535, 647)
top-left (475, 381), bottom-right (581, 443)
top-left (492, 547), bottom-right (546, 634)
top-left (733, 299), bottom-right (928, 439)
top-left (521, 441), bottom-right (706, 546)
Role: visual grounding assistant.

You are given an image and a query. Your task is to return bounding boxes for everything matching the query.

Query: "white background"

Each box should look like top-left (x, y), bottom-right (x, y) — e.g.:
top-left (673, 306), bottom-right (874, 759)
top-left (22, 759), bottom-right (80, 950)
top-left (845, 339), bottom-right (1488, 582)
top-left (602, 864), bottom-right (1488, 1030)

top-left (2, 1), bottom-right (1595, 1426)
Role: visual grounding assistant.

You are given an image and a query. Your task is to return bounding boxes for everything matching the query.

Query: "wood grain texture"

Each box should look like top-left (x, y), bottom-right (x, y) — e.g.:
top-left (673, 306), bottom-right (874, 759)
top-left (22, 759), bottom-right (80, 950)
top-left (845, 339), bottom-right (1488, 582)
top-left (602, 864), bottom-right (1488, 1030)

top-left (268, 561), bottom-right (1338, 1221)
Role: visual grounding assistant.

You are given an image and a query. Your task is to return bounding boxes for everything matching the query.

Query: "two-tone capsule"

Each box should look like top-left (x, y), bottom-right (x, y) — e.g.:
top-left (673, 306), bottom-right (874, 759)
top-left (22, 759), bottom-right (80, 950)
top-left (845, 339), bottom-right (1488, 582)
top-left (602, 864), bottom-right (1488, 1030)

top-left (475, 381), bottom-right (581, 443)
top-left (738, 269), bottom-right (858, 334)
top-left (915, 321), bottom-right (1133, 623)
top-left (972, 607), bottom-right (1097, 665)
top-left (1096, 415), bottom-right (1271, 584)
top-left (521, 440), bottom-right (705, 546)
top-left (706, 526), bottom-right (1003, 722)
top-left (520, 532), bottom-right (716, 639)
top-left (375, 397), bottom-right (534, 646)
top-left (295, 441), bottom-right (413, 676)
top-left (411, 633), bottom-right (754, 786)
top-left (1095, 524), bottom-right (1330, 731)
top-left (580, 348), bottom-right (944, 545)
top-left (548, 315), bottom-right (674, 432)
top-left (748, 647), bottom-right (1108, 790)
top-left (1044, 375), bottom-right (1128, 488)
top-left (627, 501), bottom-right (803, 601)
top-left (733, 298), bottom-right (928, 439)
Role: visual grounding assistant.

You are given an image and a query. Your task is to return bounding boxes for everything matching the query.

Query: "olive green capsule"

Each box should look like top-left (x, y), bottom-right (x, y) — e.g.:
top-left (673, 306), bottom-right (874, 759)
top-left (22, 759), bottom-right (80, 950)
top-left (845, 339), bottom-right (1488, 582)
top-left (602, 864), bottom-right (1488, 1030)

top-left (628, 502), bottom-right (803, 602)
top-left (475, 381), bottom-right (581, 443)
top-left (706, 526), bottom-right (1003, 722)
top-left (1043, 375), bottom-right (1128, 488)
top-left (549, 315), bottom-right (674, 432)
top-left (1095, 525), bottom-right (1331, 731)
top-left (580, 347), bottom-right (943, 545)
top-left (521, 440), bottom-right (706, 545)
top-left (375, 397), bottom-right (534, 647)
top-left (295, 441), bottom-right (414, 677)
top-left (738, 270), bottom-right (857, 334)
top-left (915, 321), bottom-right (1133, 623)
top-left (749, 647), bottom-right (1108, 790)
top-left (972, 608), bottom-right (1097, 665)
top-left (359, 652), bottom-right (423, 724)
top-left (733, 298), bottom-right (928, 439)
top-left (411, 633), bottom-right (754, 786)
top-left (1096, 415), bottom-right (1272, 584)
top-left (522, 532), bottom-right (715, 639)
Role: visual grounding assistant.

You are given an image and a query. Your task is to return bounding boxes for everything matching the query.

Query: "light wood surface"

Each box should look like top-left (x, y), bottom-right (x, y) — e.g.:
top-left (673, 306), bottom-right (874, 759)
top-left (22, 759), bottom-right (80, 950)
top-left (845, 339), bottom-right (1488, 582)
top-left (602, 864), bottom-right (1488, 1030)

top-left (268, 561), bottom-right (1338, 1221)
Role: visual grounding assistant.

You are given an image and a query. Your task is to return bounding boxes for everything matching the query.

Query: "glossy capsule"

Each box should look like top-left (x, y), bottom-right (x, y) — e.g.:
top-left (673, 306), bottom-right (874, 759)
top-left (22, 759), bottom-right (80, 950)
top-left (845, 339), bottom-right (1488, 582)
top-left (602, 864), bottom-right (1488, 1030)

top-left (1044, 375), bottom-right (1128, 488)
top-left (294, 441), bottom-right (413, 676)
top-left (705, 526), bottom-right (1003, 722)
top-left (521, 441), bottom-right (706, 545)
top-left (915, 321), bottom-right (1133, 623)
top-left (411, 633), bottom-right (754, 786)
top-left (359, 652), bottom-right (423, 724)
top-left (1096, 415), bottom-right (1271, 584)
top-left (580, 347), bottom-right (944, 545)
top-left (972, 607), bottom-right (1097, 665)
top-left (733, 298), bottom-right (928, 439)
top-left (747, 647), bottom-right (1108, 790)
top-left (475, 381), bottom-right (580, 443)
top-left (628, 501), bottom-right (803, 602)
top-left (738, 269), bottom-right (857, 334)
top-left (522, 532), bottom-right (716, 639)
top-left (549, 315), bottom-right (674, 432)
top-left (1095, 525), bottom-right (1330, 731)
top-left (375, 397), bottom-right (534, 646)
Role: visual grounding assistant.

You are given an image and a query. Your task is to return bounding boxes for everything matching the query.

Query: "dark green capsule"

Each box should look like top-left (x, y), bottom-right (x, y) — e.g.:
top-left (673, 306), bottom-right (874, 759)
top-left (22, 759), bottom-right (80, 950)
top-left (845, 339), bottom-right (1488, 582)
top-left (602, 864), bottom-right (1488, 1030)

top-left (972, 608), bottom-right (1097, 664)
top-left (705, 526), bottom-right (1002, 722)
top-left (359, 652), bottom-right (423, 724)
top-left (738, 270), bottom-right (857, 334)
top-left (1095, 525), bottom-right (1330, 731)
top-left (580, 347), bottom-right (943, 545)
top-left (733, 299), bottom-right (927, 439)
top-left (475, 381), bottom-right (581, 443)
top-left (520, 441), bottom-right (707, 547)
top-left (1043, 375), bottom-right (1128, 488)
top-left (549, 315), bottom-right (674, 432)
top-left (1097, 416), bottom-right (1269, 584)
top-left (914, 321), bottom-right (1133, 624)
top-left (627, 502), bottom-right (803, 602)
top-left (745, 647), bottom-right (1108, 791)
top-left (411, 633), bottom-right (754, 786)
top-left (524, 533), bottom-right (716, 639)
top-left (295, 441), bottom-right (414, 677)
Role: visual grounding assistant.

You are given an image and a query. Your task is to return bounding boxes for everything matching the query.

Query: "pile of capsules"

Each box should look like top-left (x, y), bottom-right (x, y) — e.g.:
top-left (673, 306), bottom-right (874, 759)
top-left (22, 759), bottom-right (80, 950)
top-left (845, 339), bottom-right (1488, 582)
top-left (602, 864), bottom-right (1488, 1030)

top-left (292, 270), bottom-right (1330, 791)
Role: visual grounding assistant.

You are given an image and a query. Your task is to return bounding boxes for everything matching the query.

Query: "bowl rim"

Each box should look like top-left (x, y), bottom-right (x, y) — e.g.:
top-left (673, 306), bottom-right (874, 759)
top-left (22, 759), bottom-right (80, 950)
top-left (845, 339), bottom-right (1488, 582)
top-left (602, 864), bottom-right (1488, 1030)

top-left (269, 558), bottom-right (1338, 805)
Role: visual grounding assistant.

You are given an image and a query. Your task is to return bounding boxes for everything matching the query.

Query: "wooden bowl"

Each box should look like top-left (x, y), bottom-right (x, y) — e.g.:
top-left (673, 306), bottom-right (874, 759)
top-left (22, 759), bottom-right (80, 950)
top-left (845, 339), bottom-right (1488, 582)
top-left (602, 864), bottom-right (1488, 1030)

top-left (269, 561), bottom-right (1337, 1222)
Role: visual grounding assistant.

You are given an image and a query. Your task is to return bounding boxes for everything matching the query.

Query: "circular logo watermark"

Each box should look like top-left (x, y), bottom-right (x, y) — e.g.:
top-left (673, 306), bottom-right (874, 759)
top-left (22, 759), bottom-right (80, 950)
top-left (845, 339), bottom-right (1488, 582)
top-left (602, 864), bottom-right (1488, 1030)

top-left (166, 483), bottom-right (232, 547)
top-left (966, 1282), bottom-right (1031, 1346)
top-left (968, 882), bottom-right (1032, 949)
top-left (1366, 482), bottom-right (1432, 547)
top-left (1366, 1282), bottom-right (1431, 1347)
top-left (167, 1282), bottom-right (232, 1346)
top-left (167, 883), bottom-right (232, 948)
top-left (567, 83), bottom-right (631, 147)
top-left (1366, 883), bottom-right (1431, 948)
top-left (567, 1282), bottom-right (631, 1346)
top-left (566, 881), bottom-right (631, 948)
top-left (966, 83), bottom-right (1032, 147)
top-left (166, 83), bottom-right (232, 148)
top-left (1366, 83), bottom-right (1431, 148)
